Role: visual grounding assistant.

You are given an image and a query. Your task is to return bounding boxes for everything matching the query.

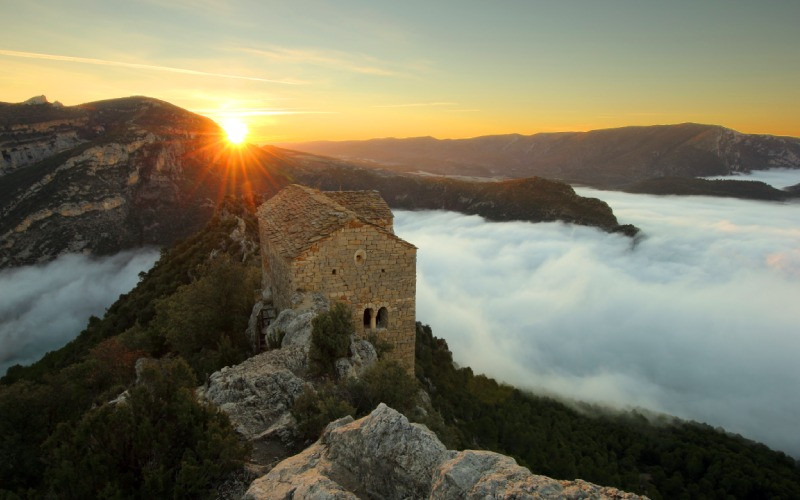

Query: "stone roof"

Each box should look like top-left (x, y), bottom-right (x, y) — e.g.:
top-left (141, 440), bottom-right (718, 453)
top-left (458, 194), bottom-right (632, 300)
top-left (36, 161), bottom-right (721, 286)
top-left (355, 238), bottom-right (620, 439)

top-left (324, 191), bottom-right (393, 226)
top-left (257, 184), bottom-right (412, 261)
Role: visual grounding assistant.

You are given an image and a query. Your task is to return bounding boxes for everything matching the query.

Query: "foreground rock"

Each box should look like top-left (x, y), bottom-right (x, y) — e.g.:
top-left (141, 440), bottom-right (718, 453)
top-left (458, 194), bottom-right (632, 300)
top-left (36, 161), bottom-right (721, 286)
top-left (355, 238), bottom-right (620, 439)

top-left (245, 403), bottom-right (646, 500)
top-left (202, 293), bottom-right (379, 472)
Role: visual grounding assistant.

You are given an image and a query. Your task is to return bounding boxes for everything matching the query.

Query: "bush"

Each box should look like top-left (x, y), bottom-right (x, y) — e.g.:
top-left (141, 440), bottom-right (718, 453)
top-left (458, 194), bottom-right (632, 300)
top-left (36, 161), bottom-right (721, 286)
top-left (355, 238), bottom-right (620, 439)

top-left (309, 303), bottom-right (353, 378)
top-left (44, 358), bottom-right (248, 499)
top-left (366, 332), bottom-right (394, 359)
top-left (291, 383), bottom-right (355, 441)
top-left (347, 359), bottom-right (418, 415)
top-left (149, 255), bottom-right (259, 378)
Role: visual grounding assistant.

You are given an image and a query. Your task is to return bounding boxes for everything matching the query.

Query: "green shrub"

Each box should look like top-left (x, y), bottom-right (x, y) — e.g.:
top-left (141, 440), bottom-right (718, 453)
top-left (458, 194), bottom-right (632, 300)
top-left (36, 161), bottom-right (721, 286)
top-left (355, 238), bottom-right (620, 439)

top-left (291, 383), bottom-right (355, 441)
top-left (44, 358), bottom-right (248, 499)
top-left (150, 255), bottom-right (259, 378)
top-left (347, 359), bottom-right (418, 415)
top-left (309, 303), bottom-right (353, 378)
top-left (366, 332), bottom-right (394, 359)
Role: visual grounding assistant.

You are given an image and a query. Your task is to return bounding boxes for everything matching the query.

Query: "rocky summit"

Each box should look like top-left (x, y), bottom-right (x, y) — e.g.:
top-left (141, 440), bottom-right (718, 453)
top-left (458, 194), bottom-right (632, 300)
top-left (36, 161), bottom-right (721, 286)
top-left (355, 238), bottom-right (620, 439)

top-left (244, 403), bottom-right (645, 500)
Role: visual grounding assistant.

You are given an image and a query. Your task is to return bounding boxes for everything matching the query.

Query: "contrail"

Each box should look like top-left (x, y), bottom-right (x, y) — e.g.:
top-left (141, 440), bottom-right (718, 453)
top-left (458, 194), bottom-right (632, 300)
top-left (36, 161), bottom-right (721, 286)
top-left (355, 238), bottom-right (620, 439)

top-left (0, 49), bottom-right (306, 85)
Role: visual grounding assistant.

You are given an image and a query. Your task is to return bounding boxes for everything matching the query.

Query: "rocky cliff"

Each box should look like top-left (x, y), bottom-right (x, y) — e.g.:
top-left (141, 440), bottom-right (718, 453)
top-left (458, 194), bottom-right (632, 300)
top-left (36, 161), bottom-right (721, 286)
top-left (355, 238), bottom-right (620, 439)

top-left (244, 404), bottom-right (644, 499)
top-left (0, 95), bottom-right (637, 269)
top-left (282, 124), bottom-right (800, 188)
top-left (0, 96), bottom-right (289, 268)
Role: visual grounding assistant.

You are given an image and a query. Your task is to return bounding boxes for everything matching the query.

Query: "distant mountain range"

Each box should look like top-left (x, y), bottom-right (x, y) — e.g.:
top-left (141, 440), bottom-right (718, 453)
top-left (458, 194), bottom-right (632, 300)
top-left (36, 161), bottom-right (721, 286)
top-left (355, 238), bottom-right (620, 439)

top-left (0, 96), bottom-right (633, 269)
top-left (281, 124), bottom-right (800, 188)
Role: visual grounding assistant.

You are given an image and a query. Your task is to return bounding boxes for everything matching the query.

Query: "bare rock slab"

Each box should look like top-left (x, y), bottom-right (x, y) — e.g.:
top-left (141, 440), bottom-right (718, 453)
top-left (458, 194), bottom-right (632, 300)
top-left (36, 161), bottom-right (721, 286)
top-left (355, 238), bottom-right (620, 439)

top-left (245, 403), bottom-right (647, 499)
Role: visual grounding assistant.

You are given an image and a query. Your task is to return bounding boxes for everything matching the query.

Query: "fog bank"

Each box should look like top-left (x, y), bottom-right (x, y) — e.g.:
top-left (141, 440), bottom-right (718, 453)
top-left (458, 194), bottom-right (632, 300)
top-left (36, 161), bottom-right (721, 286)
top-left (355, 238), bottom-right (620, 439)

top-left (0, 250), bottom-right (159, 375)
top-left (394, 189), bottom-right (800, 457)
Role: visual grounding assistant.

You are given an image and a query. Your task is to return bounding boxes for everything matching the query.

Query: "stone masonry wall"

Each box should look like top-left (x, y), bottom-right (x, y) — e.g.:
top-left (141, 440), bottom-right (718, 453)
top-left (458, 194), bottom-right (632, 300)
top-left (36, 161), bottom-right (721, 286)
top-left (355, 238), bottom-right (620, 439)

top-left (258, 221), bottom-right (294, 311)
top-left (289, 222), bottom-right (416, 373)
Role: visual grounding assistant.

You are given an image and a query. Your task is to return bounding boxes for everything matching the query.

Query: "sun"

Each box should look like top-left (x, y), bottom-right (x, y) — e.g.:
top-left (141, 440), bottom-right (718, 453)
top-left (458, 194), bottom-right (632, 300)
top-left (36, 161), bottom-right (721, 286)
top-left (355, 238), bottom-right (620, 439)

top-left (221, 117), bottom-right (248, 145)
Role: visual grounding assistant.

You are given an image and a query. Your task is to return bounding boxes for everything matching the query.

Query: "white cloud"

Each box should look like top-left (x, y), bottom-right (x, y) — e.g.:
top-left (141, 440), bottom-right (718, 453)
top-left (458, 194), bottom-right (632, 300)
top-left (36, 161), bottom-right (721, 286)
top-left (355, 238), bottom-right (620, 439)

top-left (0, 49), bottom-right (305, 85)
top-left (394, 189), bottom-right (800, 457)
top-left (0, 250), bottom-right (159, 375)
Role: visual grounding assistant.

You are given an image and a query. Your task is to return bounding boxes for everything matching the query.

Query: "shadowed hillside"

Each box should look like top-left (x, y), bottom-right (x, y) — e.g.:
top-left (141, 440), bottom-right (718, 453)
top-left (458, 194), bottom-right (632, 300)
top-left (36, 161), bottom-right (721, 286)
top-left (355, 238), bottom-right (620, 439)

top-left (282, 124), bottom-right (800, 188)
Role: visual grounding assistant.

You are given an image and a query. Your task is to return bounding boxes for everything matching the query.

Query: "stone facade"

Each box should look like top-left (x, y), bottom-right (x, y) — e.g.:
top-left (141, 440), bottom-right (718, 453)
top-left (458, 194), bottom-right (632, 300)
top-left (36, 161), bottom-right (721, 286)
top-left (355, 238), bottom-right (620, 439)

top-left (257, 185), bottom-right (416, 373)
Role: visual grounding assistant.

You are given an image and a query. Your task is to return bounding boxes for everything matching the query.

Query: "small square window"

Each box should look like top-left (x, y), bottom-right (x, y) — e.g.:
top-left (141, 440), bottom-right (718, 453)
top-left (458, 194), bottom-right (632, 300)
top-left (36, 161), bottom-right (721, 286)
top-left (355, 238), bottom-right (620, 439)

top-left (332, 269), bottom-right (337, 275)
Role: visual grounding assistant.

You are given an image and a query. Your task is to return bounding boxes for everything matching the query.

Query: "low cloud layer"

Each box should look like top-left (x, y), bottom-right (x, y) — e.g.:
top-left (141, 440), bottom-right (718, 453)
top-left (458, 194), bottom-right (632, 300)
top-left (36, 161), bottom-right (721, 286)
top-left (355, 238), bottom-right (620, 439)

top-left (0, 250), bottom-right (159, 375)
top-left (394, 188), bottom-right (800, 457)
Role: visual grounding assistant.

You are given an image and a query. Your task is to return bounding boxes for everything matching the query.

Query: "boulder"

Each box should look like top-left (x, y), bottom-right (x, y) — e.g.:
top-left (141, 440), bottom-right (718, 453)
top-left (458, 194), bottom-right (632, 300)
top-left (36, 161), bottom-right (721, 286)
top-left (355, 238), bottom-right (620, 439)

top-left (199, 346), bottom-right (307, 440)
top-left (245, 404), bottom-right (647, 500)
top-left (270, 293), bottom-right (329, 350)
top-left (334, 339), bottom-right (377, 379)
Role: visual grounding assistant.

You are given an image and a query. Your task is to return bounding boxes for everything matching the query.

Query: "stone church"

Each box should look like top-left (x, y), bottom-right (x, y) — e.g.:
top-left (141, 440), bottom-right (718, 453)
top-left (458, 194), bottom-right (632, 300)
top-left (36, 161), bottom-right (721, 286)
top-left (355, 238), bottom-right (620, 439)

top-left (256, 184), bottom-right (416, 373)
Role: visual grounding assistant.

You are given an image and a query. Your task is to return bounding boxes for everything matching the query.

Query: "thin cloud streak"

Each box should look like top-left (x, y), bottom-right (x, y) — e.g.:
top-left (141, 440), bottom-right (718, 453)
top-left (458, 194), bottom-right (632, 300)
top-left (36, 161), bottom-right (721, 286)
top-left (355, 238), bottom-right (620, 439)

top-left (193, 108), bottom-right (337, 118)
top-left (239, 46), bottom-right (404, 77)
top-left (395, 189), bottom-right (800, 457)
top-left (373, 102), bottom-right (457, 108)
top-left (0, 49), bottom-right (306, 85)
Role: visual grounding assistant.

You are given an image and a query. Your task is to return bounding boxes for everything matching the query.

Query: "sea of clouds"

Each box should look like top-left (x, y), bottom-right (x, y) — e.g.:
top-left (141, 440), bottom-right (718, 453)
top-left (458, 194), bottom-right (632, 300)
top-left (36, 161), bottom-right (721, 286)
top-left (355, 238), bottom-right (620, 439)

top-left (0, 250), bottom-right (159, 375)
top-left (394, 172), bottom-right (800, 457)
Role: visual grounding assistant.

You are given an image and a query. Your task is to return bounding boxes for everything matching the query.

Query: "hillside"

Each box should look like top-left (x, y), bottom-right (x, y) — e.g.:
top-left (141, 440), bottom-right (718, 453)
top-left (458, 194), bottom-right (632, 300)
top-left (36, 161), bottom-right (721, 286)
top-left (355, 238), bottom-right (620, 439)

top-left (622, 176), bottom-right (798, 200)
top-left (0, 96), bottom-right (635, 269)
top-left (0, 96), bottom-right (293, 269)
top-left (282, 124), bottom-right (800, 188)
top-left (1, 203), bottom-right (798, 498)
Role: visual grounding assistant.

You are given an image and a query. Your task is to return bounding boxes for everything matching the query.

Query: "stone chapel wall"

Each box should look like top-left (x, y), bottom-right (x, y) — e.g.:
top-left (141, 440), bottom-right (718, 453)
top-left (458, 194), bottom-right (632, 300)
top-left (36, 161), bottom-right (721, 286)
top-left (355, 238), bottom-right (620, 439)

top-left (289, 223), bottom-right (417, 373)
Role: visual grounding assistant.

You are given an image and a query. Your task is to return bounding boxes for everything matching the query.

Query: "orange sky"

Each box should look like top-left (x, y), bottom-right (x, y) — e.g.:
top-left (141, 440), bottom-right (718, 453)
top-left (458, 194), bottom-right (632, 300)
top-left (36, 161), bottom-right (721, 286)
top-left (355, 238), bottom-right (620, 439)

top-left (2, 1), bottom-right (799, 143)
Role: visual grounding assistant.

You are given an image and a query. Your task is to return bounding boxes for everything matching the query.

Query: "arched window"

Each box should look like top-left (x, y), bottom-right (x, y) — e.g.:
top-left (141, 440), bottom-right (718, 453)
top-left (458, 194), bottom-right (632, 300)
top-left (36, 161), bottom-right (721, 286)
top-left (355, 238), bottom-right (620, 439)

top-left (363, 308), bottom-right (374, 329)
top-left (376, 307), bottom-right (388, 328)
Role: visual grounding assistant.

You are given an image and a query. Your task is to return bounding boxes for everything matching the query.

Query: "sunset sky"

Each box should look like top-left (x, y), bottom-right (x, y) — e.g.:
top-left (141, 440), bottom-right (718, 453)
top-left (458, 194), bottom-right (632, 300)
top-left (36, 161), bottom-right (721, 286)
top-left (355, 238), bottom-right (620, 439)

top-left (2, 0), bottom-right (799, 143)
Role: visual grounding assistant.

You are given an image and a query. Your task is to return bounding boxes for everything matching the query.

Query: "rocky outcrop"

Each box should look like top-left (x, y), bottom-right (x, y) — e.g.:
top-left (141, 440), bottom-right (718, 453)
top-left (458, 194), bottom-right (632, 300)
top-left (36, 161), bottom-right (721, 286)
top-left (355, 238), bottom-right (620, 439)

top-left (245, 404), bottom-right (645, 499)
top-left (22, 95), bottom-right (48, 105)
top-left (204, 292), bottom-right (377, 455)
top-left (199, 346), bottom-right (307, 440)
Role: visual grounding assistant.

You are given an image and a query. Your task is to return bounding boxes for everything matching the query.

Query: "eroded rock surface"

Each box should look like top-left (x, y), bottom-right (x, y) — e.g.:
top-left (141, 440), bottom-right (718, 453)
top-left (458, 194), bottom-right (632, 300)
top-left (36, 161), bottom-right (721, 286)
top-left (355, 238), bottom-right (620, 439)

top-left (245, 404), bottom-right (646, 500)
top-left (199, 346), bottom-right (307, 441)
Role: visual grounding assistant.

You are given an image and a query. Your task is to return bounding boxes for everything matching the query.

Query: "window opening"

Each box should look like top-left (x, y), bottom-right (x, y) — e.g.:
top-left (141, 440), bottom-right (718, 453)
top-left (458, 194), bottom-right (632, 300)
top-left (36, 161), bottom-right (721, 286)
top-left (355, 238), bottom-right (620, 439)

top-left (363, 308), bottom-right (374, 328)
top-left (376, 307), bottom-right (388, 328)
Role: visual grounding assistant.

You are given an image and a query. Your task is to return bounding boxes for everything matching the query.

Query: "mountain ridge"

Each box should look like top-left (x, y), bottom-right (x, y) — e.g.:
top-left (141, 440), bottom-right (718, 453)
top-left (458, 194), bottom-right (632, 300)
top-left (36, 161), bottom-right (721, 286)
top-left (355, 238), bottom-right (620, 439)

top-left (0, 96), bottom-right (635, 269)
top-left (280, 123), bottom-right (800, 188)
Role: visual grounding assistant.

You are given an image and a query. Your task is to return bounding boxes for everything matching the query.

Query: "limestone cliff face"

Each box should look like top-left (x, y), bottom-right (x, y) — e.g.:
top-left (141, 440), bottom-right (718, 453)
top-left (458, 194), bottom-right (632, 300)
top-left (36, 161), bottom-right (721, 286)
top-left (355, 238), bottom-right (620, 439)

top-left (0, 96), bottom-right (285, 269)
top-left (244, 404), bottom-right (645, 500)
